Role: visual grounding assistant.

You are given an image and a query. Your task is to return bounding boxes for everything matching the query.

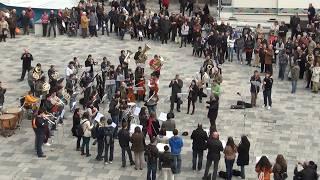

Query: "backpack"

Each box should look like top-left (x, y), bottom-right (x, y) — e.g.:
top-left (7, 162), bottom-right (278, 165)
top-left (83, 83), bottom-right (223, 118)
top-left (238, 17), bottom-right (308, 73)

top-left (104, 127), bottom-right (114, 144)
top-left (75, 120), bottom-right (87, 137)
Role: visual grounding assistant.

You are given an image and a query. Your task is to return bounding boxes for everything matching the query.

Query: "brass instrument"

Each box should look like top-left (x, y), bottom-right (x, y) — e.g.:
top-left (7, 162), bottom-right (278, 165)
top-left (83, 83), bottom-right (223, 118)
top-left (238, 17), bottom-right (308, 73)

top-left (32, 66), bottom-right (42, 80)
top-left (124, 50), bottom-right (133, 64)
top-left (42, 82), bottom-right (51, 92)
top-left (150, 56), bottom-right (163, 71)
top-left (207, 64), bottom-right (213, 71)
top-left (137, 44), bottom-right (151, 64)
top-left (61, 88), bottom-right (70, 101)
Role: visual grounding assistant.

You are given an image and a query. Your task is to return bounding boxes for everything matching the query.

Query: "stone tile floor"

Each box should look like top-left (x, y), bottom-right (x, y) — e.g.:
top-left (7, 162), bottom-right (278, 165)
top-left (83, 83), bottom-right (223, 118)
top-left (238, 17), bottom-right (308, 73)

top-left (0, 26), bottom-right (319, 180)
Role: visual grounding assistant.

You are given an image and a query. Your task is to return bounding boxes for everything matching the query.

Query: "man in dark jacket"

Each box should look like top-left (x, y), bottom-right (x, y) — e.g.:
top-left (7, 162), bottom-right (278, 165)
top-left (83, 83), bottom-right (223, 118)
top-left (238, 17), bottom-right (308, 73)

top-left (203, 132), bottom-right (223, 180)
top-left (290, 13), bottom-right (300, 39)
top-left (96, 117), bottom-right (106, 161)
top-left (48, 10), bottom-right (57, 38)
top-left (262, 72), bottom-right (273, 110)
top-left (307, 3), bottom-right (316, 24)
top-left (179, 0), bottom-right (187, 16)
top-left (206, 95), bottom-right (219, 131)
top-left (108, 95), bottom-right (120, 137)
top-left (278, 21), bottom-right (288, 43)
top-left (104, 118), bottom-right (115, 164)
top-left (34, 109), bottom-right (47, 158)
top-left (250, 70), bottom-right (261, 107)
top-left (159, 16), bottom-right (171, 44)
top-left (20, 49), bottom-right (33, 81)
top-left (161, 112), bottom-right (176, 131)
top-left (145, 137), bottom-right (159, 180)
top-left (169, 74), bottom-right (183, 112)
top-left (191, 124), bottom-right (208, 171)
top-left (159, 145), bottom-right (174, 178)
top-left (118, 122), bottom-right (135, 167)
top-left (294, 161), bottom-right (318, 180)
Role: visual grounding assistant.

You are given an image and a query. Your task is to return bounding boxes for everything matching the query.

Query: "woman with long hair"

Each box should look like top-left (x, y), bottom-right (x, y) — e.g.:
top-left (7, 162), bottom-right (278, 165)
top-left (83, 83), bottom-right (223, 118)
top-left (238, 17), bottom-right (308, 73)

top-left (237, 135), bottom-right (250, 179)
top-left (146, 112), bottom-right (160, 140)
top-left (130, 126), bottom-right (145, 170)
top-left (138, 107), bottom-right (148, 136)
top-left (273, 154), bottom-right (288, 180)
top-left (72, 108), bottom-right (82, 151)
top-left (224, 136), bottom-right (237, 180)
top-left (255, 156), bottom-right (272, 180)
top-left (187, 80), bottom-right (199, 115)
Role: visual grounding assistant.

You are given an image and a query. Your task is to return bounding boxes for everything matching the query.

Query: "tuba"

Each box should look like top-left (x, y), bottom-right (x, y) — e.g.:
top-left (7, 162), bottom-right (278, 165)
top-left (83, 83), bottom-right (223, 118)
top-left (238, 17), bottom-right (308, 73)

top-left (42, 82), bottom-right (51, 92)
top-left (124, 50), bottom-right (133, 64)
top-left (137, 44), bottom-right (150, 64)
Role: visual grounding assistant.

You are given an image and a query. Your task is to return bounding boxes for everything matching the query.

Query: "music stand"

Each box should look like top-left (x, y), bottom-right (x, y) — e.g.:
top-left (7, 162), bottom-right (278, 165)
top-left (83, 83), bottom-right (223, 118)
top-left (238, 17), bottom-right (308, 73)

top-left (237, 92), bottom-right (248, 134)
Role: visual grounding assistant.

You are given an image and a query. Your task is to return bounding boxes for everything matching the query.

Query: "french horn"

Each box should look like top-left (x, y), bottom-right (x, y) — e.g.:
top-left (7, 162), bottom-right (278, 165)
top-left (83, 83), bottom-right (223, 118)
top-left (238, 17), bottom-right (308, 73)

top-left (32, 66), bottom-right (42, 80)
top-left (42, 82), bottom-right (51, 92)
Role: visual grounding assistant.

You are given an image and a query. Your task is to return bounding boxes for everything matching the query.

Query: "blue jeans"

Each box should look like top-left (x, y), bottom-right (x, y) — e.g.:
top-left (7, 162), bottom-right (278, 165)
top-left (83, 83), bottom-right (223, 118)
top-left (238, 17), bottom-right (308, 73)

top-left (147, 162), bottom-right (157, 180)
top-left (225, 159), bottom-right (235, 180)
top-left (35, 130), bottom-right (44, 156)
top-left (291, 80), bottom-right (297, 93)
top-left (278, 64), bottom-right (287, 80)
top-left (192, 150), bottom-right (203, 170)
top-left (172, 154), bottom-right (181, 174)
top-left (104, 142), bottom-right (114, 162)
top-left (81, 136), bottom-right (90, 155)
top-left (263, 90), bottom-right (272, 107)
top-left (228, 47), bottom-right (234, 61)
top-left (236, 48), bottom-right (243, 62)
top-left (111, 115), bottom-right (119, 137)
top-left (240, 165), bottom-right (245, 179)
top-left (121, 146), bottom-right (134, 166)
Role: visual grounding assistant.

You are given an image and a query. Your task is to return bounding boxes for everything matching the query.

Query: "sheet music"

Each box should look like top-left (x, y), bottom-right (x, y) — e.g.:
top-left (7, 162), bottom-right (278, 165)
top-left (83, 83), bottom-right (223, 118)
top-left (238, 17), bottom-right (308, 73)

top-left (130, 124), bottom-right (143, 134)
top-left (166, 131), bottom-right (174, 138)
top-left (156, 143), bottom-right (169, 152)
top-left (94, 112), bottom-right (104, 122)
top-left (105, 80), bottom-right (116, 85)
top-left (133, 107), bottom-right (141, 116)
top-left (158, 112), bottom-right (167, 121)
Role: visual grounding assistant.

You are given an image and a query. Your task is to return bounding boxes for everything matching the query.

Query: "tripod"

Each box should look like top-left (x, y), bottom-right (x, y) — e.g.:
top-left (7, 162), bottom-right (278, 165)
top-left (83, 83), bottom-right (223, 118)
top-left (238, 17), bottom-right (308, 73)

top-left (237, 92), bottom-right (247, 134)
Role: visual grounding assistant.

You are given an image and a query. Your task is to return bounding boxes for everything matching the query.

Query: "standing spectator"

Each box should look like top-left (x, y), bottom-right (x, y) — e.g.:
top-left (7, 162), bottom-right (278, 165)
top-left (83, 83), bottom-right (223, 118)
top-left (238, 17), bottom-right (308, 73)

top-left (244, 34), bottom-right (255, 66)
top-left (202, 132), bottom-right (223, 180)
top-left (20, 49), bottom-right (33, 81)
top-left (21, 10), bottom-right (30, 35)
top-left (291, 61), bottom-right (300, 94)
top-left (80, 112), bottom-right (93, 157)
top-left (159, 145), bottom-right (174, 180)
top-left (235, 35), bottom-right (244, 64)
top-left (146, 112), bottom-right (160, 140)
top-left (145, 137), bottom-right (159, 180)
top-left (160, 16), bottom-right (171, 44)
top-left (0, 81), bottom-right (6, 107)
top-left (191, 124), bottom-right (208, 171)
top-left (180, 21), bottom-right (189, 48)
top-left (56, 10), bottom-right (64, 35)
top-left (253, 39), bottom-right (261, 68)
top-left (169, 129), bottom-right (183, 174)
top-left (262, 72), bottom-right (273, 110)
top-left (179, 0), bottom-right (187, 16)
top-left (307, 3), bottom-right (316, 24)
top-left (7, 9), bottom-right (17, 38)
top-left (26, 7), bottom-right (35, 29)
top-left (227, 33), bottom-right (235, 62)
top-left (81, 12), bottom-right (89, 38)
top-left (290, 13), bottom-right (300, 39)
top-left (294, 47), bottom-right (307, 79)
top-left (131, 126), bottom-right (145, 170)
top-left (259, 43), bottom-right (267, 73)
top-left (89, 11), bottom-right (98, 37)
top-left (273, 154), bottom-right (288, 180)
top-left (206, 95), bottom-right (219, 131)
top-left (278, 49), bottom-right (289, 81)
top-left (265, 44), bottom-right (274, 75)
top-left (104, 119), bottom-right (115, 164)
top-left (311, 62), bottom-right (320, 93)
top-left (95, 117), bottom-right (106, 161)
top-left (169, 74), bottom-right (183, 112)
top-left (236, 135), bottom-right (250, 179)
top-left (187, 80), bottom-right (199, 115)
top-left (308, 37), bottom-right (316, 56)
top-left (250, 70), bottom-right (261, 107)
top-left (41, 11), bottom-right (49, 37)
top-left (0, 17), bottom-right (9, 42)
top-left (118, 122), bottom-right (135, 167)
top-left (224, 137), bottom-right (237, 180)
top-left (255, 156), bottom-right (273, 180)
top-left (161, 112), bottom-right (176, 131)
top-left (48, 10), bottom-right (57, 38)
top-left (71, 108), bottom-right (82, 151)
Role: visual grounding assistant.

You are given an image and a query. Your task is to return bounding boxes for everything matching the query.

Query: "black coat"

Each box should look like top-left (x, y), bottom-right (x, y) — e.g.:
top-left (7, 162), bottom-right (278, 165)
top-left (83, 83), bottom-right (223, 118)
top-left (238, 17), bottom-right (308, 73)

top-left (118, 128), bottom-right (131, 148)
top-left (188, 85), bottom-right (199, 102)
top-left (191, 127), bottom-right (208, 151)
top-left (207, 99), bottom-right (219, 120)
top-left (294, 166), bottom-right (318, 180)
top-left (250, 75), bottom-right (261, 93)
top-left (169, 79), bottom-right (183, 96)
top-left (0, 87), bottom-right (6, 106)
top-left (159, 151), bottom-right (173, 169)
top-left (21, 53), bottom-right (33, 69)
top-left (206, 138), bottom-right (223, 161)
top-left (236, 142), bottom-right (250, 166)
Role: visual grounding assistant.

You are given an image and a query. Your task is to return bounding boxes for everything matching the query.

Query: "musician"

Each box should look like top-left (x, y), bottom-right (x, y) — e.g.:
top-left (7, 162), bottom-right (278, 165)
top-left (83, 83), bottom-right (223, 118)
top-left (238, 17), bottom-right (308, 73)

top-left (66, 74), bottom-right (77, 111)
top-left (148, 73), bottom-right (159, 98)
top-left (34, 76), bottom-right (47, 98)
top-left (250, 70), bottom-right (261, 107)
top-left (169, 74), bottom-right (183, 112)
top-left (116, 65), bottom-right (125, 90)
top-left (101, 57), bottom-right (110, 88)
top-left (48, 91), bottom-right (65, 124)
top-left (0, 81), bottom-right (6, 107)
top-left (85, 54), bottom-right (96, 77)
top-left (145, 94), bottom-right (159, 117)
top-left (119, 82), bottom-right (128, 100)
top-left (206, 95), bottom-right (219, 131)
top-left (119, 50), bottom-right (129, 78)
top-left (33, 109), bottom-right (47, 158)
top-left (108, 94), bottom-right (120, 137)
top-left (195, 67), bottom-right (209, 103)
top-left (135, 66), bottom-right (144, 85)
top-left (80, 72), bottom-right (93, 109)
top-left (105, 65), bottom-right (116, 101)
top-left (202, 56), bottom-right (213, 72)
top-left (134, 46), bottom-right (142, 64)
top-left (149, 55), bottom-right (162, 78)
top-left (24, 91), bottom-right (38, 109)
top-left (20, 48), bottom-right (33, 81)
top-left (72, 57), bottom-right (82, 75)
top-left (48, 65), bottom-right (56, 81)
top-left (187, 80), bottom-right (199, 115)
top-left (126, 69), bottom-right (134, 87)
top-left (65, 61), bottom-right (75, 80)
top-left (87, 90), bottom-right (100, 110)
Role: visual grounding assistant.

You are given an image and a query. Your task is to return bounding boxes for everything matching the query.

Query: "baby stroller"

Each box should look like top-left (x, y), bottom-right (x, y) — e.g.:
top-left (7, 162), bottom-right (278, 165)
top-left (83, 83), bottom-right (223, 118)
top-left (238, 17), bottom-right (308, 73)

top-left (67, 21), bottom-right (77, 37)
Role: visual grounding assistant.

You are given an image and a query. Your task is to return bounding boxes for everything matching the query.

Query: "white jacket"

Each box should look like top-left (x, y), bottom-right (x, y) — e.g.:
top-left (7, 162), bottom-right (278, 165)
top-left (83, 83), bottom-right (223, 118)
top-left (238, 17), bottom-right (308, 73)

top-left (81, 119), bottom-right (93, 137)
top-left (227, 37), bottom-right (235, 48)
top-left (311, 67), bottom-right (320, 82)
top-left (194, 72), bottom-right (210, 85)
top-left (181, 24), bottom-right (189, 36)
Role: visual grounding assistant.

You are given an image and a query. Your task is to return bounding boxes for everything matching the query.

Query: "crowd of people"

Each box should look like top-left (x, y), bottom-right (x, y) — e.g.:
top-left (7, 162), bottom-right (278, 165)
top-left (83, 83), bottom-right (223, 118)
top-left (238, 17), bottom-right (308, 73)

top-left (0, 0), bottom-right (320, 179)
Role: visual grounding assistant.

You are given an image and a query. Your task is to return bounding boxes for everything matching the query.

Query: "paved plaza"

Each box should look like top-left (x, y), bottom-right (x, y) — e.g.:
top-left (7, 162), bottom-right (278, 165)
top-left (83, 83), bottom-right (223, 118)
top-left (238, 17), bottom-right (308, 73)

top-left (0, 30), bottom-right (319, 180)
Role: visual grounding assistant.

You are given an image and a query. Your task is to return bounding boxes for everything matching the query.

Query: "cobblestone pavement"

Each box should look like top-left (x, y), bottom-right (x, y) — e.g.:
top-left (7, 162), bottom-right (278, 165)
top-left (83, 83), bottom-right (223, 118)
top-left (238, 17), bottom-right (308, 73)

top-left (0, 23), bottom-right (319, 180)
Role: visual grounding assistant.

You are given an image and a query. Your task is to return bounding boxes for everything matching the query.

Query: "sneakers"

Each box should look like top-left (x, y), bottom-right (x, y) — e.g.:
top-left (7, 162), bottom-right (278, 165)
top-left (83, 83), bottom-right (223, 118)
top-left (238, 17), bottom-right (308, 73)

top-left (109, 161), bottom-right (113, 164)
top-left (44, 142), bottom-right (51, 146)
top-left (267, 106), bottom-right (271, 110)
top-left (105, 161), bottom-right (110, 165)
